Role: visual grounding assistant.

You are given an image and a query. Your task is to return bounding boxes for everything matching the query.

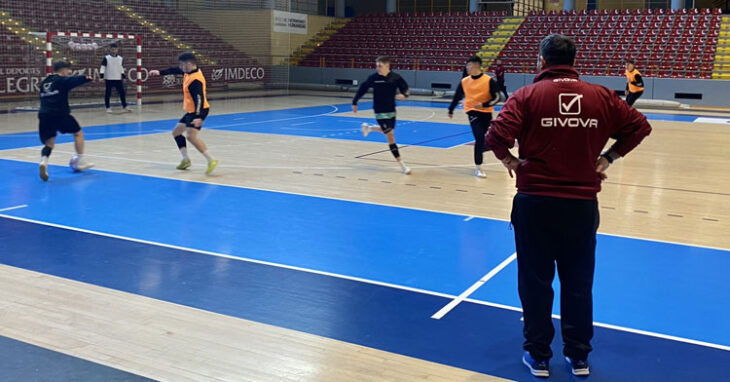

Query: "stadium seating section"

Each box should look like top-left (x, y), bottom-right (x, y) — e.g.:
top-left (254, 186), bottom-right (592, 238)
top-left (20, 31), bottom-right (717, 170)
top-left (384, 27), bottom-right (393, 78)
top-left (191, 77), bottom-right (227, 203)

top-left (299, 8), bottom-right (723, 79)
top-left (1, 0), bottom-right (725, 83)
top-left (299, 11), bottom-right (508, 70)
top-left (0, 0), bottom-right (257, 95)
top-left (501, 8), bottom-right (722, 79)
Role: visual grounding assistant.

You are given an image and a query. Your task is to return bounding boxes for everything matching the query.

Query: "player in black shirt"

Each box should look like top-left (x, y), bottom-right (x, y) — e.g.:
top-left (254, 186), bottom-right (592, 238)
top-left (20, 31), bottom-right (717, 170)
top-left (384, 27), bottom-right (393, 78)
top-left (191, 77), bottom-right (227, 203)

top-left (352, 56), bottom-right (411, 174)
top-left (37, 61), bottom-right (94, 181)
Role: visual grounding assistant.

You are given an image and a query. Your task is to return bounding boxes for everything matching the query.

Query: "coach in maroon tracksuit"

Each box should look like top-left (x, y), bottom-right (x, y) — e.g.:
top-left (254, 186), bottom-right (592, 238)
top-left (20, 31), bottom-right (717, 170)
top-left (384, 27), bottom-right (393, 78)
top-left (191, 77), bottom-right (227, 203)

top-left (485, 34), bottom-right (651, 378)
top-left (493, 58), bottom-right (508, 100)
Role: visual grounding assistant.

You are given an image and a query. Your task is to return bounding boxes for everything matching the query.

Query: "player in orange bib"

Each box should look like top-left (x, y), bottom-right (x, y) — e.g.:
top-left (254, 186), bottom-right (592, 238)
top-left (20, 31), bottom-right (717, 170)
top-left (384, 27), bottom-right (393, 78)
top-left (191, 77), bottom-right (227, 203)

top-left (624, 59), bottom-right (644, 108)
top-left (150, 52), bottom-right (218, 175)
top-left (448, 56), bottom-right (501, 178)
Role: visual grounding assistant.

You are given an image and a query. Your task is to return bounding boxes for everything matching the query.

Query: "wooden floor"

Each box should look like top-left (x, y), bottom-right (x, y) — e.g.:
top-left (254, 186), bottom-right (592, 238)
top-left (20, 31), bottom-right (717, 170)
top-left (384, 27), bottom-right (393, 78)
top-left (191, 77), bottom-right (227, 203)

top-left (3, 96), bottom-right (728, 248)
top-left (1, 91), bottom-right (729, 381)
top-left (0, 265), bottom-right (508, 382)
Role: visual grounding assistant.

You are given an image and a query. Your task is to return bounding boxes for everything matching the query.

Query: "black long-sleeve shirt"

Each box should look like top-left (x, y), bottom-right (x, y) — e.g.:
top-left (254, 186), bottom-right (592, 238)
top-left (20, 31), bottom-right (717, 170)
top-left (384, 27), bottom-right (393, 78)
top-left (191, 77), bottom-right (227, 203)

top-left (160, 67), bottom-right (184, 76)
top-left (38, 75), bottom-right (91, 116)
top-left (448, 73), bottom-right (500, 114)
top-left (352, 72), bottom-right (409, 114)
top-left (188, 80), bottom-right (204, 116)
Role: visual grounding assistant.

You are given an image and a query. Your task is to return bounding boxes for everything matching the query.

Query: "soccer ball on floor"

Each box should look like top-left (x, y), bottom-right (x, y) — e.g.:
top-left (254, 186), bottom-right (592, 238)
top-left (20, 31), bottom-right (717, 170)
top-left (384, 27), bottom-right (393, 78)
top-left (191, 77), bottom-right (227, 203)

top-left (69, 155), bottom-right (81, 172)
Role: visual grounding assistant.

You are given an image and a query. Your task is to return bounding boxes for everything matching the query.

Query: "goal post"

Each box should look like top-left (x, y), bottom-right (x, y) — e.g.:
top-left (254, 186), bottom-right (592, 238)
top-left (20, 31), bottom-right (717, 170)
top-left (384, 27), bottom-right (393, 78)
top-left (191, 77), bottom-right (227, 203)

top-left (42, 31), bottom-right (143, 106)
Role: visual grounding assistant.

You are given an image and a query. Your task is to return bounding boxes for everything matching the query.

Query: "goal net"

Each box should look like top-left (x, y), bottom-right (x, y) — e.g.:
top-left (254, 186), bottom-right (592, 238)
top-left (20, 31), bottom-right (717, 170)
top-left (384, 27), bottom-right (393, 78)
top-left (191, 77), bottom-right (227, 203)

top-left (1, 1), bottom-right (295, 110)
top-left (31, 31), bottom-right (143, 107)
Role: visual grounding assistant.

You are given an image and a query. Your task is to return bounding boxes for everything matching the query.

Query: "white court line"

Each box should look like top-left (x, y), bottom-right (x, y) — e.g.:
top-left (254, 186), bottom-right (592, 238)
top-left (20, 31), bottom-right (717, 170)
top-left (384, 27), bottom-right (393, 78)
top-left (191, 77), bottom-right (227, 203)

top-left (463, 216), bottom-right (475, 221)
top-left (397, 111), bottom-right (437, 126)
top-left (35, 149), bottom-right (496, 171)
top-left (0, 129), bottom-right (169, 139)
top-left (0, 155), bottom-right (725, 253)
top-left (0, 204), bottom-right (28, 213)
top-left (446, 141), bottom-right (471, 149)
top-left (693, 117), bottom-right (730, 124)
top-left (227, 105), bottom-right (339, 124)
top-left (511, 307), bottom-right (730, 353)
top-left (0, 213), bottom-right (458, 301)
top-left (431, 253), bottom-right (517, 320)
top-left (281, 127), bottom-right (353, 132)
top-left (290, 122), bottom-right (316, 126)
top-left (0, 212), bottom-right (728, 352)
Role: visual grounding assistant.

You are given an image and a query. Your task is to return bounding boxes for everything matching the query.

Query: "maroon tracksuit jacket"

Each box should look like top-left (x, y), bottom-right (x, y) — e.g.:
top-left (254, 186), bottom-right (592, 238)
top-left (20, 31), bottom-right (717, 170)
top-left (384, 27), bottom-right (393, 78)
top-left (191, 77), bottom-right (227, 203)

top-left (485, 65), bottom-right (652, 200)
top-left (494, 65), bottom-right (505, 83)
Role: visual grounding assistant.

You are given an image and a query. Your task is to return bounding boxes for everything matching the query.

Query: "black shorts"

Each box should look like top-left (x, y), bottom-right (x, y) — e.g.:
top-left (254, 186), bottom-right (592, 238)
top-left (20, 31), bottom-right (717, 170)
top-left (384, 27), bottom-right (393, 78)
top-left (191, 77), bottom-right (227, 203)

top-left (626, 91), bottom-right (643, 107)
top-left (376, 118), bottom-right (396, 134)
top-left (38, 114), bottom-right (81, 144)
top-left (179, 108), bottom-right (210, 129)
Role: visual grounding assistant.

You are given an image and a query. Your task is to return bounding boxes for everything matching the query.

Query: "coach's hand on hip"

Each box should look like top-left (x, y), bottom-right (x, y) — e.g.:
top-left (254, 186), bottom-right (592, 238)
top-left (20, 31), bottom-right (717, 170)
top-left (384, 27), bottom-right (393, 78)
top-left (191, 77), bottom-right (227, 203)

top-left (595, 156), bottom-right (611, 180)
top-left (149, 70), bottom-right (160, 76)
top-left (501, 154), bottom-right (522, 178)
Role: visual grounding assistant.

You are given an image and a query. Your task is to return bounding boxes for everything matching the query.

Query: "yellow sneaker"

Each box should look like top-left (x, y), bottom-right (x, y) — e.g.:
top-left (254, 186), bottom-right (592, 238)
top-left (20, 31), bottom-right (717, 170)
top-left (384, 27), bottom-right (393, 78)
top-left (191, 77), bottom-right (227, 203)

top-left (206, 159), bottom-right (219, 175)
top-left (176, 158), bottom-right (192, 170)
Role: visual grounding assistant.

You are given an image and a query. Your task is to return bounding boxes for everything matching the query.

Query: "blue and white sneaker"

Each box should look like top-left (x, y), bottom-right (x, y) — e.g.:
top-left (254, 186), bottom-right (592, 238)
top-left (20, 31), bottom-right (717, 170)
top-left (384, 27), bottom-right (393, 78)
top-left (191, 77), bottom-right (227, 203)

top-left (565, 356), bottom-right (590, 376)
top-left (523, 351), bottom-right (549, 378)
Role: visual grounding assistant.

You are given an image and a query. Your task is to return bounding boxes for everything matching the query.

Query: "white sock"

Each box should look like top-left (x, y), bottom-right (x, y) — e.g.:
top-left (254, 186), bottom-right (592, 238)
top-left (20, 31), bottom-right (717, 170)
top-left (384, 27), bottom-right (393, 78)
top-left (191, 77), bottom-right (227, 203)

top-left (398, 159), bottom-right (407, 169)
top-left (180, 147), bottom-right (189, 160)
top-left (476, 164), bottom-right (483, 171)
top-left (202, 151), bottom-right (215, 162)
top-left (40, 156), bottom-right (48, 165)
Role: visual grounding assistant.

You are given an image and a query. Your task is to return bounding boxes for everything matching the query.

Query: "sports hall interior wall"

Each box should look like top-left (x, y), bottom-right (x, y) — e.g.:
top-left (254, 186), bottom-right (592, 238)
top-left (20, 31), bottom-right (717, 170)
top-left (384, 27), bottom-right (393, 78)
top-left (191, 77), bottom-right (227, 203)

top-left (172, 0), bottom-right (320, 16)
top-left (290, 66), bottom-right (730, 107)
top-left (177, 9), bottom-right (336, 64)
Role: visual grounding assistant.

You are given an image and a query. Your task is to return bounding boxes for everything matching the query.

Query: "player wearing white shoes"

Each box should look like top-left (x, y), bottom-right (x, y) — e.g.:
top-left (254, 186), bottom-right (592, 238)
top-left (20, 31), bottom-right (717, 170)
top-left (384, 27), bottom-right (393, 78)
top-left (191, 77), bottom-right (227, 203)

top-left (448, 56), bottom-right (501, 178)
top-left (37, 61), bottom-right (94, 181)
top-left (352, 56), bottom-right (411, 175)
top-left (149, 52), bottom-right (218, 175)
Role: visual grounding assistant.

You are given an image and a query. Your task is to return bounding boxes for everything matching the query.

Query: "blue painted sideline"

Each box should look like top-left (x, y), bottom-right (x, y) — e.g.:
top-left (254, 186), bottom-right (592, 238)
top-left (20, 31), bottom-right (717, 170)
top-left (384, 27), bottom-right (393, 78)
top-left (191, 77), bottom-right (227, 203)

top-left (0, 158), bottom-right (728, 347)
top-left (0, 334), bottom-right (152, 382)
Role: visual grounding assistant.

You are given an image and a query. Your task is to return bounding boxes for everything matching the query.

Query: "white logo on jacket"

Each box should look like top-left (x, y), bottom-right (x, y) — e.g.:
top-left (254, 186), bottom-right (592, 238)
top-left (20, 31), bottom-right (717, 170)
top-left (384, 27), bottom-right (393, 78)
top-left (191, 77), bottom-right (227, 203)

top-left (559, 93), bottom-right (582, 115)
top-left (39, 81), bottom-right (59, 97)
top-left (541, 93), bottom-right (598, 128)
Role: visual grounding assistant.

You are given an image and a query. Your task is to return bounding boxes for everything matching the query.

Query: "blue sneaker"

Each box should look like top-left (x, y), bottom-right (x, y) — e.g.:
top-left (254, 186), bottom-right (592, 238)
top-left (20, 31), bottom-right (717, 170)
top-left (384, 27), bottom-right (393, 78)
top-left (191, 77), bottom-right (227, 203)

top-left (565, 356), bottom-right (590, 376)
top-left (523, 351), bottom-right (549, 377)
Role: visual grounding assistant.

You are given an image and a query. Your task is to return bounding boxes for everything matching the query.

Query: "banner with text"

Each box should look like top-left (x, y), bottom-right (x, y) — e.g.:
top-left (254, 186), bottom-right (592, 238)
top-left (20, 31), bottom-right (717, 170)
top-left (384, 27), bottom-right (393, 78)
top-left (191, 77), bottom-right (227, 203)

top-left (272, 10), bottom-right (308, 35)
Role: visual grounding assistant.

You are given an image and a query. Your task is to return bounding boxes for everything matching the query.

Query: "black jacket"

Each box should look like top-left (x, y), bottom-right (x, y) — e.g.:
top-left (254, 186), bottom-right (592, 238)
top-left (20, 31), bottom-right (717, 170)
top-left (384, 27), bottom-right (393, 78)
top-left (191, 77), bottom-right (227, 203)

top-left (38, 75), bottom-right (91, 116)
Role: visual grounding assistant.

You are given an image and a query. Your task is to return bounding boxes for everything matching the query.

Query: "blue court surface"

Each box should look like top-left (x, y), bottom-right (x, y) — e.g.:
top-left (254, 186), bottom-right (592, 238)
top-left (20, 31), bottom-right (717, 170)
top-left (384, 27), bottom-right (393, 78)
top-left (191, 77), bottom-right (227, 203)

top-left (0, 99), bottom-right (713, 152)
top-left (1, 100), bottom-right (729, 381)
top-left (0, 335), bottom-right (151, 382)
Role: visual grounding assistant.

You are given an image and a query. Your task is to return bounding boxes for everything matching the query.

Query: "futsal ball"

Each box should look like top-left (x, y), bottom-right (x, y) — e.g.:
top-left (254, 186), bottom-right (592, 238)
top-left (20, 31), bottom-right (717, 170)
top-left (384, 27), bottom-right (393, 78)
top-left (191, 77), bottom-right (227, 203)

top-left (69, 155), bottom-right (81, 172)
